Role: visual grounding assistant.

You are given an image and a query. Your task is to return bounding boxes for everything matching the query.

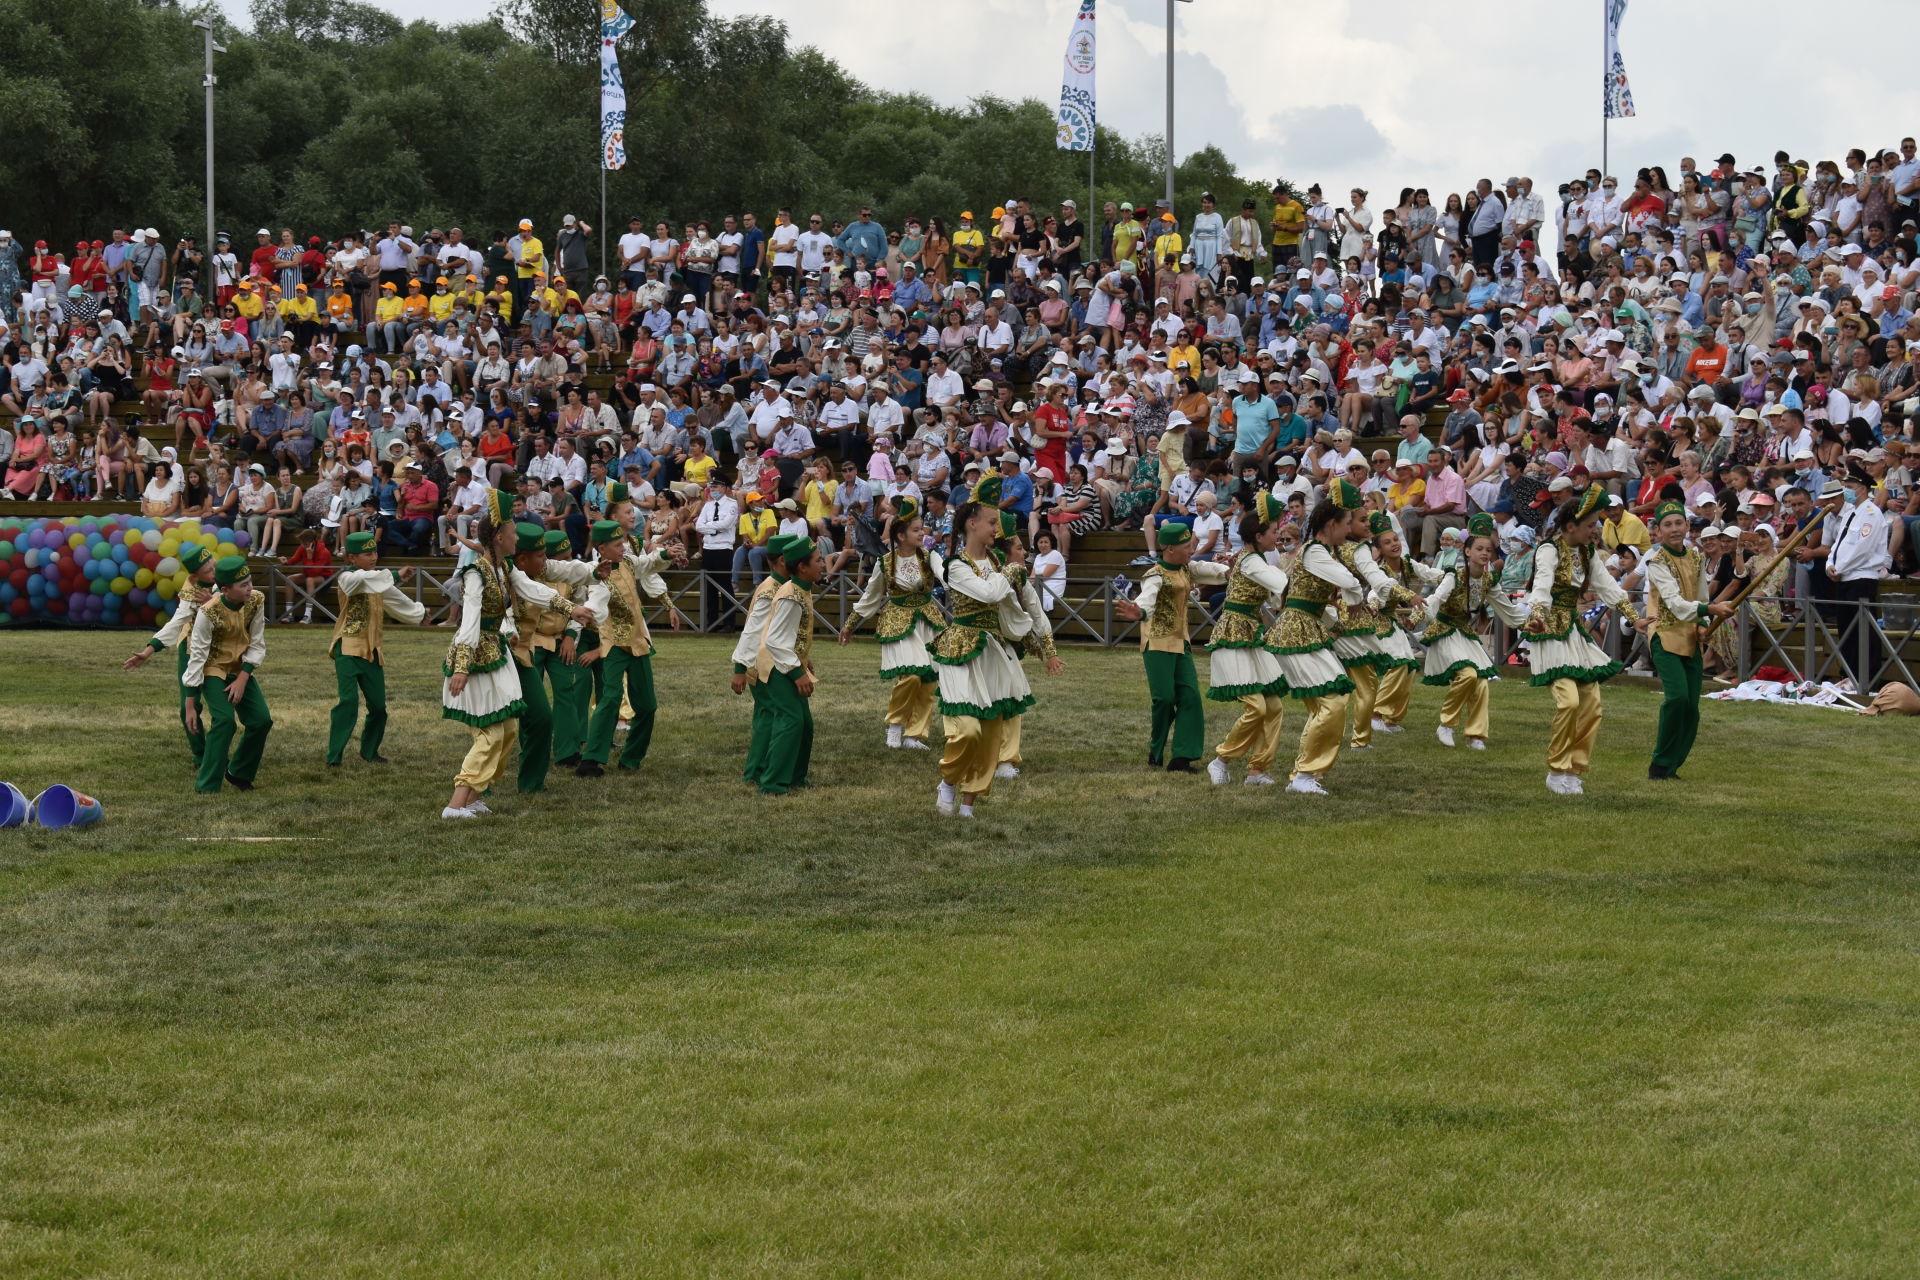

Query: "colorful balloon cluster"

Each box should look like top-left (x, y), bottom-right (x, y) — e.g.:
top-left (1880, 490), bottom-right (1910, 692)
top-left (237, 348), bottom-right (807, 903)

top-left (0, 516), bottom-right (251, 628)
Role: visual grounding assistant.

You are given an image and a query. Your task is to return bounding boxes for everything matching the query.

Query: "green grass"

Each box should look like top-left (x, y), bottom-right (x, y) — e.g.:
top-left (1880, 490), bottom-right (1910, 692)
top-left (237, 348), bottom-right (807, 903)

top-left (3, 629), bottom-right (1920, 1277)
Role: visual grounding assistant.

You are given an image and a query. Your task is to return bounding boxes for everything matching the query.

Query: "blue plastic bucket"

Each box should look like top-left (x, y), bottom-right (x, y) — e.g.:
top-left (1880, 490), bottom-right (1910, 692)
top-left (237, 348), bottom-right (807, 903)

top-left (31, 785), bottom-right (104, 830)
top-left (0, 783), bottom-right (26, 829)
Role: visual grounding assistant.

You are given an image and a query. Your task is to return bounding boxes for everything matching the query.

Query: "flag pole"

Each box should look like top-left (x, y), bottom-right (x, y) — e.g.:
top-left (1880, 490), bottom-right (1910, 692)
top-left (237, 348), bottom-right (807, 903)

top-left (1602, 1), bottom-right (1610, 178)
top-left (600, 169), bottom-right (607, 282)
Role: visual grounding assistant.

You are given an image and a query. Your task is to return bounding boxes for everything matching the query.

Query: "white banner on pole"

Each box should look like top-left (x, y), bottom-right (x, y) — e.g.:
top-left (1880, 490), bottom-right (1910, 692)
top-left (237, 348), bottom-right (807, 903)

top-left (1055, 0), bottom-right (1097, 152)
top-left (601, 0), bottom-right (635, 170)
top-left (1603, 0), bottom-right (1635, 119)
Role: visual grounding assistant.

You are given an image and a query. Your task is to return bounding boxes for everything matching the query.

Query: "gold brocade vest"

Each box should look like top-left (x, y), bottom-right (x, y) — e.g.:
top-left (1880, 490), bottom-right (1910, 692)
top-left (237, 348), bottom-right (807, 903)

top-left (755, 579), bottom-right (816, 681)
top-left (599, 563), bottom-right (652, 657)
top-left (445, 560), bottom-right (510, 676)
top-left (1423, 568), bottom-right (1488, 643)
top-left (874, 550), bottom-right (945, 643)
top-left (512, 572), bottom-right (578, 657)
top-left (1648, 545), bottom-right (1705, 658)
top-left (1210, 552), bottom-right (1272, 649)
top-left (1265, 542), bottom-right (1341, 653)
top-left (198, 591), bottom-right (265, 680)
top-left (174, 581), bottom-right (215, 646)
top-left (931, 555), bottom-right (1007, 663)
top-left (1335, 543), bottom-right (1382, 637)
top-left (1141, 562), bottom-right (1193, 653)
top-left (331, 578), bottom-right (386, 663)
top-left (1531, 538), bottom-right (1586, 640)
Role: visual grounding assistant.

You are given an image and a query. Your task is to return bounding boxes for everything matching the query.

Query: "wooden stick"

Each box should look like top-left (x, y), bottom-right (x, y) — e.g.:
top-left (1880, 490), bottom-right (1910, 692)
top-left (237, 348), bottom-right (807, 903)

top-left (1702, 506), bottom-right (1829, 639)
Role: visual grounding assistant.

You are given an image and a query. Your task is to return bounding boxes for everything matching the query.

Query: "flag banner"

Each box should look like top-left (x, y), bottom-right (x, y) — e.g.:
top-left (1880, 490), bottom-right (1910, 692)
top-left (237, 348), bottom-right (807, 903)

top-left (1603, 0), bottom-right (1635, 120)
top-left (601, 0), bottom-right (635, 170)
top-left (1055, 0), bottom-right (1097, 152)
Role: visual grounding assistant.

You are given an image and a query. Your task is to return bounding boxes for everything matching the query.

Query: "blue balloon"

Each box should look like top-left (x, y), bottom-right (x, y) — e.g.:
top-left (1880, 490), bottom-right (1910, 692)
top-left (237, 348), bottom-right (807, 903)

top-left (113, 544), bottom-right (130, 564)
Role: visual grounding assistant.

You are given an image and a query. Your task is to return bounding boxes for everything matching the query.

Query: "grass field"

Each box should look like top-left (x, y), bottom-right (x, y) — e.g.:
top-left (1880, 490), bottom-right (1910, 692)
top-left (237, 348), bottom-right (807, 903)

top-left (3, 628), bottom-right (1920, 1277)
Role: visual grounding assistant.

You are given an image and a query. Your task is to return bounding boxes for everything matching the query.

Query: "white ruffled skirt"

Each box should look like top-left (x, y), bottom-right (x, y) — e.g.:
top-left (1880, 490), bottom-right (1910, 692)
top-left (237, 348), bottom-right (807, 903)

top-left (936, 634), bottom-right (1034, 721)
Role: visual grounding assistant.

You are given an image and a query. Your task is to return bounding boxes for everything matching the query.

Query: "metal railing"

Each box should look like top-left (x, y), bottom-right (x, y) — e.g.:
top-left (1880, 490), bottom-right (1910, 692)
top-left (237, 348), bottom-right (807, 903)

top-left (125, 570), bottom-right (1920, 692)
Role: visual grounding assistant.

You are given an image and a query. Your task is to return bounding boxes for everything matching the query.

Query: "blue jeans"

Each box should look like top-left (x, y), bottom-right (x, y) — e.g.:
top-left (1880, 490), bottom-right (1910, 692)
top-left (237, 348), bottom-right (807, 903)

top-left (731, 544), bottom-right (769, 587)
top-left (384, 516), bottom-right (433, 553)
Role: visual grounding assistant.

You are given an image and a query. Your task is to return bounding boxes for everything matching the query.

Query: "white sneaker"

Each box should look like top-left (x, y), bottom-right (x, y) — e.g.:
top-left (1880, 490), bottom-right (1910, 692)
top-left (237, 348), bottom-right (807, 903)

top-left (617, 720), bottom-right (630, 733)
top-left (1244, 771), bottom-right (1277, 786)
top-left (1467, 738), bottom-right (1487, 751)
top-left (1372, 717), bottom-right (1401, 734)
top-left (886, 724), bottom-right (904, 749)
top-left (995, 763), bottom-right (1020, 780)
top-left (957, 803), bottom-right (975, 819)
top-left (1347, 742), bottom-right (1371, 751)
top-left (1436, 725), bottom-right (1456, 748)
top-left (1286, 774), bottom-right (1328, 795)
top-left (1546, 772), bottom-right (1575, 795)
top-left (467, 799), bottom-right (492, 815)
top-left (936, 781), bottom-right (955, 815)
top-left (300, 607), bottom-right (313, 623)
top-left (1565, 774), bottom-right (1585, 794)
top-left (441, 805), bottom-right (477, 819)
top-left (901, 737), bottom-right (931, 751)
top-left (1207, 757), bottom-right (1231, 786)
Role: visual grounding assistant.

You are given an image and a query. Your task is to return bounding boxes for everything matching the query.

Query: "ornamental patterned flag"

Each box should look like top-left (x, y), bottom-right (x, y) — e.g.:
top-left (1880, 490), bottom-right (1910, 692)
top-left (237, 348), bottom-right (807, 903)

top-left (601, 0), bottom-right (636, 170)
top-left (1055, 0), bottom-right (1097, 152)
top-left (1603, 0), bottom-right (1636, 119)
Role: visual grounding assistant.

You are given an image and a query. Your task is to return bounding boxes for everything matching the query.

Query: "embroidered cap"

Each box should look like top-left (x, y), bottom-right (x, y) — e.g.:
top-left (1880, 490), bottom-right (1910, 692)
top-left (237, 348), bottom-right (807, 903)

top-left (590, 520), bottom-right (626, 546)
top-left (180, 544), bottom-right (213, 573)
top-left (1157, 521), bottom-right (1194, 548)
top-left (514, 522), bottom-right (546, 554)
top-left (1467, 513), bottom-right (1497, 538)
top-left (343, 531), bottom-right (376, 554)
top-left (213, 555), bottom-right (250, 586)
top-left (1329, 478), bottom-right (1363, 511)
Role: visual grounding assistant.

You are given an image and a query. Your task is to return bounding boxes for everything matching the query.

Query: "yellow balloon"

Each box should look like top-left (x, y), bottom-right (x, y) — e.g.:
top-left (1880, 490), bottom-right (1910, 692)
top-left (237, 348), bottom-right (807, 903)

top-left (179, 520), bottom-right (201, 538)
top-left (158, 538), bottom-right (181, 559)
top-left (215, 542), bottom-right (238, 559)
top-left (68, 531), bottom-right (87, 548)
top-left (134, 568), bottom-right (155, 589)
top-left (109, 576), bottom-right (133, 595)
top-left (155, 578), bottom-right (179, 601)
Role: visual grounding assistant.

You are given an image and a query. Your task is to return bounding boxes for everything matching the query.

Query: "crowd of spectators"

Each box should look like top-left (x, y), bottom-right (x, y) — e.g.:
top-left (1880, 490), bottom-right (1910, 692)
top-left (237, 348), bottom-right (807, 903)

top-left (0, 143), bottom-right (1915, 669)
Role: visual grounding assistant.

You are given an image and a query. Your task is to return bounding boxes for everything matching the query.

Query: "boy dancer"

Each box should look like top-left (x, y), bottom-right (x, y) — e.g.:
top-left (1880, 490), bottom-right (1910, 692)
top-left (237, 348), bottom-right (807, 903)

top-left (507, 523), bottom-right (600, 791)
top-left (732, 534), bottom-right (795, 788)
top-left (181, 556), bottom-right (272, 794)
top-left (1644, 500), bottom-right (1732, 779)
top-left (1116, 522), bottom-right (1229, 772)
top-left (578, 520), bottom-right (682, 776)
top-left (325, 530), bottom-right (426, 766)
top-left (754, 535), bottom-right (824, 795)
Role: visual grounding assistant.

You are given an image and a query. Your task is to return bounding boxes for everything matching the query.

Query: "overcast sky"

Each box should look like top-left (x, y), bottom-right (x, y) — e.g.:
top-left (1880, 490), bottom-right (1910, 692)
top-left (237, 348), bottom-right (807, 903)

top-left (228, 0), bottom-right (1920, 207)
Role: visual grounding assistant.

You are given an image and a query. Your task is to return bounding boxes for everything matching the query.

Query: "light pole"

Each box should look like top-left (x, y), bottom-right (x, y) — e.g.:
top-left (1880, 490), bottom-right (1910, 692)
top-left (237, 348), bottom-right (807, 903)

top-left (192, 17), bottom-right (225, 292)
top-left (1166, 0), bottom-right (1192, 212)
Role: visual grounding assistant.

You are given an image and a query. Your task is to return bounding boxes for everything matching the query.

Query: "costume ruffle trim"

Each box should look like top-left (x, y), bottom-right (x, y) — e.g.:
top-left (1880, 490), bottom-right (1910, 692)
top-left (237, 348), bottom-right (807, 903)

top-left (1342, 652), bottom-right (1400, 673)
top-left (1422, 661), bottom-right (1497, 686)
top-left (1528, 660), bottom-right (1622, 687)
top-left (878, 663), bottom-right (937, 682)
top-left (1282, 674), bottom-right (1356, 700)
top-left (938, 693), bottom-right (1035, 721)
top-left (1206, 681), bottom-right (1273, 701)
top-left (441, 699), bottom-right (526, 728)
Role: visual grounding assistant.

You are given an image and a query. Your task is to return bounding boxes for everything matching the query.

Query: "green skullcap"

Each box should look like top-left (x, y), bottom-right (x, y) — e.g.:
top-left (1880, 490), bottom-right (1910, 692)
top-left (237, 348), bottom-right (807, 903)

top-left (1652, 501), bottom-right (1685, 525)
top-left (514, 522), bottom-right (546, 554)
top-left (343, 531), bottom-right (376, 554)
top-left (780, 535), bottom-right (816, 565)
top-left (1157, 521), bottom-right (1194, 548)
top-left (543, 529), bottom-right (571, 554)
top-left (590, 520), bottom-right (625, 546)
top-left (1254, 490), bottom-right (1282, 525)
top-left (180, 544), bottom-right (213, 573)
top-left (213, 555), bottom-right (250, 586)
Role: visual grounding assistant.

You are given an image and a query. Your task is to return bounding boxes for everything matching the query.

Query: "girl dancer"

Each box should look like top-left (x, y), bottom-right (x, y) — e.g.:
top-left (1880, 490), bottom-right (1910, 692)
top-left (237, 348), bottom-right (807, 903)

top-left (1205, 492), bottom-right (1291, 786)
top-left (1262, 479), bottom-right (1363, 795)
top-left (441, 490), bottom-right (526, 818)
top-left (1363, 510), bottom-right (1440, 738)
top-left (842, 498), bottom-right (946, 750)
top-left (1420, 513), bottom-right (1504, 750)
top-left (1521, 484), bottom-right (1643, 795)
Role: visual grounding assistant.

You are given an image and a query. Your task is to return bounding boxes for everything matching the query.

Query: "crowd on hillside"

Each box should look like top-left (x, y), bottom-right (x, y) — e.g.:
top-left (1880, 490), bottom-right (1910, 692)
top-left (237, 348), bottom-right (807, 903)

top-left (0, 142), bottom-right (1914, 673)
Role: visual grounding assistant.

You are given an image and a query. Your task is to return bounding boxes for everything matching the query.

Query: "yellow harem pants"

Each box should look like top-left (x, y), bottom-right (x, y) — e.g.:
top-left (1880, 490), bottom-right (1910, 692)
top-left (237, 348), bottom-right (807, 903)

top-left (1547, 678), bottom-right (1603, 775)
top-left (455, 720), bottom-right (518, 791)
top-left (1345, 662), bottom-right (1381, 747)
top-left (1293, 694), bottom-right (1347, 780)
top-left (940, 714), bottom-right (1007, 796)
top-left (1375, 664), bottom-right (1415, 727)
top-left (1439, 668), bottom-right (1491, 740)
top-left (886, 674), bottom-right (937, 740)
top-left (1215, 694), bottom-right (1285, 775)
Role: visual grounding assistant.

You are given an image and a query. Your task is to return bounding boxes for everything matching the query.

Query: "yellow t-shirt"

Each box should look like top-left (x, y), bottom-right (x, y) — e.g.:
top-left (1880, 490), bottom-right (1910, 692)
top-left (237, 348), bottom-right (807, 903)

top-left (515, 235), bottom-right (546, 279)
top-left (1152, 231), bottom-right (1184, 267)
top-left (375, 295), bottom-right (404, 324)
top-left (1113, 219), bottom-right (1146, 263)
top-left (802, 477), bottom-right (837, 521)
top-left (1272, 199), bottom-right (1306, 249)
top-left (1167, 342), bottom-right (1201, 378)
top-left (233, 292), bottom-right (263, 322)
top-left (683, 454), bottom-right (717, 486)
top-left (951, 228), bottom-right (985, 272)
top-left (737, 508), bottom-right (777, 545)
top-left (1603, 511), bottom-right (1651, 554)
top-left (429, 293), bottom-right (458, 323)
top-left (279, 296), bottom-right (317, 322)
top-left (1388, 478), bottom-right (1425, 511)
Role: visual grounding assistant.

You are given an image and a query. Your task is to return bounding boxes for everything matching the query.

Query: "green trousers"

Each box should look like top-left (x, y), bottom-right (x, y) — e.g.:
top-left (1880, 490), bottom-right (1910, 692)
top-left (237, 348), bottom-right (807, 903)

top-left (195, 673), bottom-right (272, 794)
top-left (1144, 646), bottom-right (1205, 763)
top-left (583, 648), bottom-right (656, 769)
top-left (175, 641), bottom-right (205, 770)
top-left (1650, 637), bottom-right (1704, 775)
top-left (741, 678), bottom-right (771, 785)
top-left (564, 629), bottom-right (601, 761)
top-left (513, 654), bottom-right (555, 792)
top-left (325, 651), bottom-right (388, 764)
top-left (542, 648), bottom-right (584, 764)
top-left (758, 669), bottom-right (813, 795)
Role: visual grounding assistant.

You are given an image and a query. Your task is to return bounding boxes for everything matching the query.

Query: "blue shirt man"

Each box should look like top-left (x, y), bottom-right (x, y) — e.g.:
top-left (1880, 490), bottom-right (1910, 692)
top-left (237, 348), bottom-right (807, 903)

top-left (892, 269), bottom-right (932, 314)
top-left (834, 210), bottom-right (887, 268)
top-left (996, 459), bottom-right (1035, 517)
top-left (1229, 376), bottom-right (1279, 457)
